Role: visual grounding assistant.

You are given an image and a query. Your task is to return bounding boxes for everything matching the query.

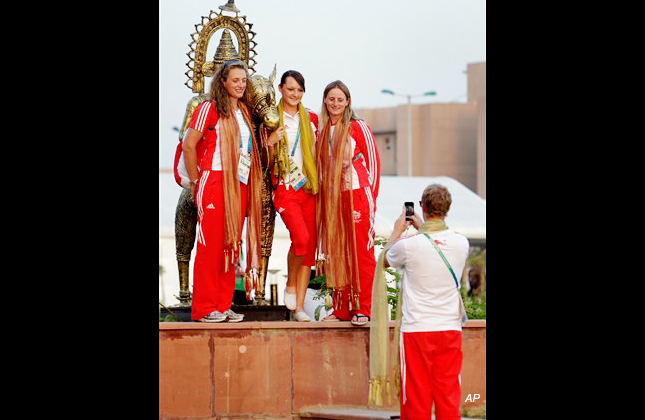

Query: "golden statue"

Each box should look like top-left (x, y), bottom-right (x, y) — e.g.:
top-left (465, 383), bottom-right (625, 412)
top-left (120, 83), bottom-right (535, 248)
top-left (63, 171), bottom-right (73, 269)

top-left (174, 2), bottom-right (279, 307)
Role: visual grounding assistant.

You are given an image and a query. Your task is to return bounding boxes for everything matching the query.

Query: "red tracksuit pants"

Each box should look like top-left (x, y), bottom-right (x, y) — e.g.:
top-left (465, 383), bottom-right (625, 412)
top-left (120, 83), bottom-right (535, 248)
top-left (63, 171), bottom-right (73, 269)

top-left (400, 330), bottom-right (462, 420)
top-left (191, 170), bottom-right (247, 320)
top-left (273, 183), bottom-right (316, 266)
top-left (330, 187), bottom-right (376, 320)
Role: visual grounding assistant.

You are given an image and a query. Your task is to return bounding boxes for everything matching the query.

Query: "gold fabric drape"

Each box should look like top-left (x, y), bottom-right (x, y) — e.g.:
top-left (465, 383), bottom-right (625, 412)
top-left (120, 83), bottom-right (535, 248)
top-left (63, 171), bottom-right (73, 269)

top-left (275, 100), bottom-right (318, 194)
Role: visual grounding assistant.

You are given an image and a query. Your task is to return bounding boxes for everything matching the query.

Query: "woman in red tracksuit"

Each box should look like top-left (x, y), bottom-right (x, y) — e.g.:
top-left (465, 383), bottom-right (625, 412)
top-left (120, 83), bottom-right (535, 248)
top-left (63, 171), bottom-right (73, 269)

top-left (315, 80), bottom-right (380, 325)
top-left (182, 60), bottom-right (274, 323)
top-left (265, 70), bottom-right (319, 322)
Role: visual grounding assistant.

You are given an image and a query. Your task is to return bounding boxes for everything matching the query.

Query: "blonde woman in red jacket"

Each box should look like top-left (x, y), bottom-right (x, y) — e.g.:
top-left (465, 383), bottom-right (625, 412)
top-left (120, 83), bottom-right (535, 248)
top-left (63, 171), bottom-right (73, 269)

top-left (315, 80), bottom-right (381, 325)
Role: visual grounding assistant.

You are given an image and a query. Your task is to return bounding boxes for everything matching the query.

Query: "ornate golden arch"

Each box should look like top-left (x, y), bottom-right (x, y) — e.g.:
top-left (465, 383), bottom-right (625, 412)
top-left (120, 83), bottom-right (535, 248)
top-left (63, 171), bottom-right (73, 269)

top-left (184, 9), bottom-right (257, 93)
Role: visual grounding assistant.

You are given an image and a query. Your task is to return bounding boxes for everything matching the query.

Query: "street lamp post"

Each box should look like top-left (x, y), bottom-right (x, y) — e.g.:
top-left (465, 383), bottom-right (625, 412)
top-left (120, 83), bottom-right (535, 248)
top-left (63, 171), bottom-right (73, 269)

top-left (381, 89), bottom-right (436, 177)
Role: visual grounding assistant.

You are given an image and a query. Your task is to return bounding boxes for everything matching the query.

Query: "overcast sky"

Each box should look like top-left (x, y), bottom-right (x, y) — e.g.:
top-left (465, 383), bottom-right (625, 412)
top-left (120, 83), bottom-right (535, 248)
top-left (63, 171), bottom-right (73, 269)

top-left (159, 0), bottom-right (486, 168)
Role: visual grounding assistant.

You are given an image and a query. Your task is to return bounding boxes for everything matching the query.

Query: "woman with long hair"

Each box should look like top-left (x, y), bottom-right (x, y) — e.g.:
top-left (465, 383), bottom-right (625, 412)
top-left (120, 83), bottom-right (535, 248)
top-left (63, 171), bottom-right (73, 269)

top-left (265, 70), bottom-right (319, 321)
top-left (315, 80), bottom-right (380, 325)
top-left (182, 59), bottom-right (264, 322)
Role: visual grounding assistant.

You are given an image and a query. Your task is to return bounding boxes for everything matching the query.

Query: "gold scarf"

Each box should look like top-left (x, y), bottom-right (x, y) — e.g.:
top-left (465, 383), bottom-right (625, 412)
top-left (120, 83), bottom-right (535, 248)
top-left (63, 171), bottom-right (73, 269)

top-left (275, 100), bottom-right (318, 194)
top-left (315, 119), bottom-right (360, 308)
top-left (417, 218), bottom-right (448, 234)
top-left (368, 246), bottom-right (394, 407)
top-left (368, 219), bottom-right (448, 407)
top-left (217, 101), bottom-right (262, 297)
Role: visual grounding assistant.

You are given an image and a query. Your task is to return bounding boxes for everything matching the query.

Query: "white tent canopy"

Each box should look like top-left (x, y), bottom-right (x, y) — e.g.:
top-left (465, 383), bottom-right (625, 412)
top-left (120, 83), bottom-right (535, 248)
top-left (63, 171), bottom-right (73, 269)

top-left (374, 176), bottom-right (486, 241)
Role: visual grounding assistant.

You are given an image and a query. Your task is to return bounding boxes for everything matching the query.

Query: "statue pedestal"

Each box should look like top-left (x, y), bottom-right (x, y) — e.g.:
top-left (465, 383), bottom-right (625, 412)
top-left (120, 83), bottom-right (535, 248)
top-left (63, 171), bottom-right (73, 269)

top-left (160, 304), bottom-right (291, 322)
top-left (161, 288), bottom-right (289, 321)
top-left (230, 304), bottom-right (290, 321)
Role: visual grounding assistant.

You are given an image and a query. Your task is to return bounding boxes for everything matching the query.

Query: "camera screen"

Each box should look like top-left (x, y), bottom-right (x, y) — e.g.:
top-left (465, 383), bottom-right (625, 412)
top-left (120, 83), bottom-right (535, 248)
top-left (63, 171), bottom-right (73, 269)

top-left (405, 202), bottom-right (414, 217)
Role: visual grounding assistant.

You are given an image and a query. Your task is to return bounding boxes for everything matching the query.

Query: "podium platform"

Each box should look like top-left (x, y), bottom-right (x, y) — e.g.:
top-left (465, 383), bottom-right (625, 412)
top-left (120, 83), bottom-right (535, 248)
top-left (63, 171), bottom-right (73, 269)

top-left (159, 320), bottom-right (486, 419)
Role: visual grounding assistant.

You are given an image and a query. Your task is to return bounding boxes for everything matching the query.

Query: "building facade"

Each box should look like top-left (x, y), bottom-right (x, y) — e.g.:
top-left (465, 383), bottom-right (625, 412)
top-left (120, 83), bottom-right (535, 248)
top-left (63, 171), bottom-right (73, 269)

top-left (355, 61), bottom-right (486, 199)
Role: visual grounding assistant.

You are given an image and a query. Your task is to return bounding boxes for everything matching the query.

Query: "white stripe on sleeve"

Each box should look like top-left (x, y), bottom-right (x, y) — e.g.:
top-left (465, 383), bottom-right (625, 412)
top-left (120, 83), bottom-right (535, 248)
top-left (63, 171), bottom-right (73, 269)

top-left (195, 101), bottom-right (211, 133)
top-left (357, 120), bottom-right (377, 192)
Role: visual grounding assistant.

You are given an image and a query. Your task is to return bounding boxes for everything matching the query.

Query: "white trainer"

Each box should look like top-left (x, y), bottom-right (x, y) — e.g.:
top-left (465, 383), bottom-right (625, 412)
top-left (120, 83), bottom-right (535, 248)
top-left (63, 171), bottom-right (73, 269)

top-left (224, 309), bottom-right (244, 323)
top-left (294, 311), bottom-right (311, 322)
top-left (284, 289), bottom-right (296, 310)
top-left (198, 310), bottom-right (227, 323)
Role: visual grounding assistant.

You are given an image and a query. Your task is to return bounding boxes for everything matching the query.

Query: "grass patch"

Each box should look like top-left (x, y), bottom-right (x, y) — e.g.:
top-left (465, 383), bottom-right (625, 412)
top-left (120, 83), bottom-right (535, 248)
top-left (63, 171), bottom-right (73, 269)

top-left (462, 405), bottom-right (486, 418)
top-left (464, 292), bottom-right (486, 319)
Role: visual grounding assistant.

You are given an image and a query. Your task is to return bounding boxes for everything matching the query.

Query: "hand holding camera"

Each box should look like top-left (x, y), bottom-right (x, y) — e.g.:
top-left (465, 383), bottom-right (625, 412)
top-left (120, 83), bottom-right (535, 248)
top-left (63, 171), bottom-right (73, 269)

top-left (404, 201), bottom-right (423, 230)
top-left (388, 202), bottom-right (420, 247)
top-left (405, 202), bottom-right (414, 221)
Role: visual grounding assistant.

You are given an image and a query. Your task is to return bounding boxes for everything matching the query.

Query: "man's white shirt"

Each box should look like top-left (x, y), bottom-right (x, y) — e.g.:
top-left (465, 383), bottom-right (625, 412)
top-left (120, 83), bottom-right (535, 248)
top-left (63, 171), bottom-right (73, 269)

top-left (386, 229), bottom-right (469, 332)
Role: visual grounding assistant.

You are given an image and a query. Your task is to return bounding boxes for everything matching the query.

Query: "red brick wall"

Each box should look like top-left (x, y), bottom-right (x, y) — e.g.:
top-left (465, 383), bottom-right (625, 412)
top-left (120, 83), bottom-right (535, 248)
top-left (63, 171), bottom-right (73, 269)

top-left (159, 320), bottom-right (486, 419)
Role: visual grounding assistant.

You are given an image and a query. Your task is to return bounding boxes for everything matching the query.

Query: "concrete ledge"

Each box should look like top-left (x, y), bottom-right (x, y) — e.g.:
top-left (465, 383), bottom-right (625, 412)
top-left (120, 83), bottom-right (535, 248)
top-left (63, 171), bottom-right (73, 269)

top-left (300, 407), bottom-right (484, 420)
top-left (159, 319), bottom-right (486, 330)
top-left (299, 407), bottom-right (399, 419)
top-left (299, 407), bottom-right (481, 420)
top-left (159, 320), bottom-right (485, 419)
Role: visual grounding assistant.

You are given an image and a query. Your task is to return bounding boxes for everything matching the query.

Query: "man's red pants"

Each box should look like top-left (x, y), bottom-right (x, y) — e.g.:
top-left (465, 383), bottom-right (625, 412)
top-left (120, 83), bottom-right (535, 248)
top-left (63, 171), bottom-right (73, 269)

top-left (400, 330), bottom-right (462, 420)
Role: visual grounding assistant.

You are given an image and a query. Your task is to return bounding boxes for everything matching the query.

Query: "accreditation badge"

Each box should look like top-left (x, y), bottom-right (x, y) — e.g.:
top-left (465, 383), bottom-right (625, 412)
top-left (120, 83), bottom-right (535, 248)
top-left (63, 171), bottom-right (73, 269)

top-left (238, 153), bottom-right (251, 184)
top-left (288, 157), bottom-right (307, 191)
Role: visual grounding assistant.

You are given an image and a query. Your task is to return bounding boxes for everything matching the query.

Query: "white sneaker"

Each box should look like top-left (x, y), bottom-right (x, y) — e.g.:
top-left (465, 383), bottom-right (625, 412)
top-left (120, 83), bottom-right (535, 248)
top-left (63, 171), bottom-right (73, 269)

top-left (198, 310), bottom-right (227, 323)
top-left (224, 309), bottom-right (245, 322)
top-left (284, 289), bottom-right (296, 310)
top-left (294, 311), bottom-right (311, 322)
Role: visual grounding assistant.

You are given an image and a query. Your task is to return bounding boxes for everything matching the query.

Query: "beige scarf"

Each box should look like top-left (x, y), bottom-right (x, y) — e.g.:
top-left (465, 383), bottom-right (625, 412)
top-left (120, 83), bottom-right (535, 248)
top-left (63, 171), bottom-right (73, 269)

top-left (315, 119), bottom-right (360, 310)
top-left (217, 101), bottom-right (262, 297)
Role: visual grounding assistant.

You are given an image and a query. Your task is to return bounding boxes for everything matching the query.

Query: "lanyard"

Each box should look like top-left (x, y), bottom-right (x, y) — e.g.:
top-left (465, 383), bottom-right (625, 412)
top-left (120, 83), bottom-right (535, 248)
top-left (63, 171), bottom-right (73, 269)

top-left (422, 233), bottom-right (459, 289)
top-left (238, 116), bottom-right (252, 155)
top-left (423, 232), bottom-right (468, 325)
top-left (328, 125), bottom-right (334, 156)
top-left (290, 126), bottom-right (301, 157)
top-left (327, 128), bottom-right (361, 162)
